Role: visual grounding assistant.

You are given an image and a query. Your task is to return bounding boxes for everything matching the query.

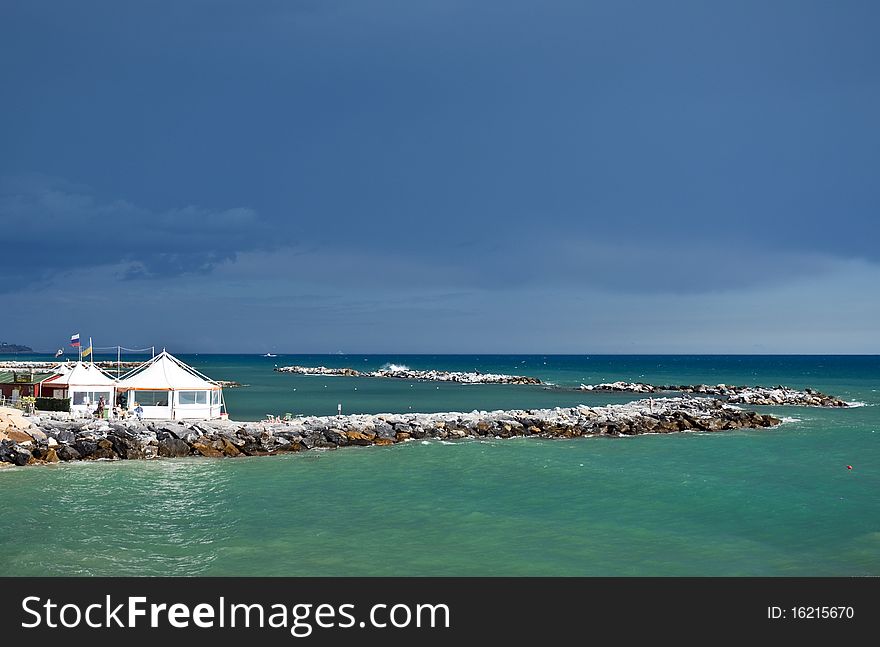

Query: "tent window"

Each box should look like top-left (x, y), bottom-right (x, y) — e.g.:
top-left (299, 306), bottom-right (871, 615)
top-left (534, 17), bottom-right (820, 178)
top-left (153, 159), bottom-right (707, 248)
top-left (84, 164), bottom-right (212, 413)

top-left (179, 390), bottom-right (207, 405)
top-left (72, 391), bottom-right (111, 406)
top-left (135, 391), bottom-right (169, 407)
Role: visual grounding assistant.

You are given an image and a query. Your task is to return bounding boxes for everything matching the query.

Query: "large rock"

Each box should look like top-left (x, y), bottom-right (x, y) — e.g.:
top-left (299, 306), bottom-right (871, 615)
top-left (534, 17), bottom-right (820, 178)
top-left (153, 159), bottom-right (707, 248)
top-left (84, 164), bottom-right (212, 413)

top-left (53, 429), bottom-right (76, 444)
top-left (320, 428), bottom-right (345, 445)
top-left (5, 429), bottom-right (34, 444)
top-left (219, 438), bottom-right (241, 457)
top-left (345, 430), bottom-right (374, 446)
top-left (374, 422), bottom-right (396, 440)
top-left (90, 439), bottom-right (118, 460)
top-left (0, 441), bottom-right (32, 466)
top-left (192, 441), bottom-right (224, 458)
top-left (158, 437), bottom-right (191, 458)
top-left (56, 445), bottom-right (82, 461)
top-left (111, 435), bottom-right (146, 460)
top-left (73, 440), bottom-right (98, 458)
top-left (32, 447), bottom-right (60, 463)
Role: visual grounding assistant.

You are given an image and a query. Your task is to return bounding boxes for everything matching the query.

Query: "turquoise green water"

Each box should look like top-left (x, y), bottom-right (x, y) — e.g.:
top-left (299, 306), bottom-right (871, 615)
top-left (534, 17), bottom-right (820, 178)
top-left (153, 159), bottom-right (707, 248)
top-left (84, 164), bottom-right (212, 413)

top-left (1, 355), bottom-right (878, 575)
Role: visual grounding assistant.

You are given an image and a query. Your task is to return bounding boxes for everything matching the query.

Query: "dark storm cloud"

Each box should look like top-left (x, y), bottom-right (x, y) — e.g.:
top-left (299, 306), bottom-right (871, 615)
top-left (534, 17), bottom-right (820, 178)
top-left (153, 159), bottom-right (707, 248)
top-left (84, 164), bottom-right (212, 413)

top-left (1, 1), bottom-right (879, 350)
top-left (0, 175), bottom-right (271, 289)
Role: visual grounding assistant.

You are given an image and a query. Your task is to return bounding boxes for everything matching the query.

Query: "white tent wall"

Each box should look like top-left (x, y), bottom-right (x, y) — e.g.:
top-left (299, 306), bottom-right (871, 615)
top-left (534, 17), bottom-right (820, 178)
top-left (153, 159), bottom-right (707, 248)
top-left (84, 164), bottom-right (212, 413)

top-left (70, 388), bottom-right (114, 415)
top-left (125, 388), bottom-right (223, 420)
top-left (117, 351), bottom-right (225, 420)
top-left (45, 362), bottom-right (117, 416)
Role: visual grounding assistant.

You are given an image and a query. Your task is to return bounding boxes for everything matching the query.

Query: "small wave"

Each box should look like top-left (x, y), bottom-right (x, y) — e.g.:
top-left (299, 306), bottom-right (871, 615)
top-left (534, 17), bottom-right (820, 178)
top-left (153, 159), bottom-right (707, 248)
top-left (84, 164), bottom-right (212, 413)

top-left (780, 416), bottom-right (802, 424)
top-left (846, 401), bottom-right (869, 408)
top-left (381, 363), bottom-right (410, 372)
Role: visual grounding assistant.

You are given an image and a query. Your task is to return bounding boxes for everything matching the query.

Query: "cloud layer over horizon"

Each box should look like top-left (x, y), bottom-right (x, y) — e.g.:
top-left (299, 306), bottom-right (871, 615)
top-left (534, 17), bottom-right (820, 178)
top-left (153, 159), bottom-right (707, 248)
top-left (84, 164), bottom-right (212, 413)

top-left (2, 1), bottom-right (878, 352)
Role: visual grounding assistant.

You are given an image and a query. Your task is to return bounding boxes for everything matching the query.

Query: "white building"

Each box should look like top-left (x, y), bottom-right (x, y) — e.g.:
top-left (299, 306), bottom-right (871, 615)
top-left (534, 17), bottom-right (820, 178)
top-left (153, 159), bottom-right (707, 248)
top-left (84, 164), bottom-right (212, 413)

top-left (116, 351), bottom-right (226, 420)
top-left (43, 362), bottom-right (117, 415)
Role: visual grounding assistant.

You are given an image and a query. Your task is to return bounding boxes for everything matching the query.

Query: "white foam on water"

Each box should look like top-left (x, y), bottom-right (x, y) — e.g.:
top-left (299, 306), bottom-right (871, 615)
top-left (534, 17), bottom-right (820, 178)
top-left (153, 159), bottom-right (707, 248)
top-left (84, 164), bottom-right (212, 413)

top-left (780, 416), bottom-right (803, 424)
top-left (381, 363), bottom-right (410, 372)
top-left (846, 401), bottom-right (869, 408)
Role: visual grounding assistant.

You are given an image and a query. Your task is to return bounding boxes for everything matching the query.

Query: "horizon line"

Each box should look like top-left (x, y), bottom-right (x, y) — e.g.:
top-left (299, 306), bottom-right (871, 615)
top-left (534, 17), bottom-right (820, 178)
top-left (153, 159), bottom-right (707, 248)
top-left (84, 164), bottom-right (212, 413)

top-left (4, 351), bottom-right (880, 357)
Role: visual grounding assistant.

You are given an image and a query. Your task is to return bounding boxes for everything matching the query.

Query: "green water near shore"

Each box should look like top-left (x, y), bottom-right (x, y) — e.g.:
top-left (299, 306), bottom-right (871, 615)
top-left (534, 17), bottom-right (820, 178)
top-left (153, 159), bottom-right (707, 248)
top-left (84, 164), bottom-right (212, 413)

top-left (1, 355), bottom-right (878, 575)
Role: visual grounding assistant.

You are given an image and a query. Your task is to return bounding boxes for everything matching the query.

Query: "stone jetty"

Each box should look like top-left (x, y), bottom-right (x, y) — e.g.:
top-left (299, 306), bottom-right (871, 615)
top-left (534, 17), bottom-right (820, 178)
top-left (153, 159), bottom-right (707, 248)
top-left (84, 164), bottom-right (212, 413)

top-left (276, 366), bottom-right (362, 377)
top-left (275, 365), bottom-right (542, 385)
top-left (578, 382), bottom-right (851, 407)
top-left (0, 397), bottom-right (781, 467)
top-left (0, 360), bottom-right (143, 370)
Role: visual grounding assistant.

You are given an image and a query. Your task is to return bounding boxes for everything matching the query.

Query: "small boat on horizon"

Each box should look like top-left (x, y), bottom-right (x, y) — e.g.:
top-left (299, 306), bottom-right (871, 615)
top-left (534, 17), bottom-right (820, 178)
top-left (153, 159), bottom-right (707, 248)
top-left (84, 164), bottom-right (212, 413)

top-left (263, 353), bottom-right (277, 357)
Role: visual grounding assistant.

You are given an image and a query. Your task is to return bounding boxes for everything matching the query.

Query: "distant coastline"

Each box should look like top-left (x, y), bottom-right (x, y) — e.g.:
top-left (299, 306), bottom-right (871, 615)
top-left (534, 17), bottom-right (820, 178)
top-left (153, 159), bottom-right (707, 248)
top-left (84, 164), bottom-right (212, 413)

top-left (0, 343), bottom-right (33, 353)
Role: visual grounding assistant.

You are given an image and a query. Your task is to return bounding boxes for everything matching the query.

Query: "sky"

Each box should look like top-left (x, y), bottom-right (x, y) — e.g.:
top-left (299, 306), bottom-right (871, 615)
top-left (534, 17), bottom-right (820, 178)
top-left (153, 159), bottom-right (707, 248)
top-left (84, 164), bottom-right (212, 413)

top-left (1, 0), bottom-right (879, 353)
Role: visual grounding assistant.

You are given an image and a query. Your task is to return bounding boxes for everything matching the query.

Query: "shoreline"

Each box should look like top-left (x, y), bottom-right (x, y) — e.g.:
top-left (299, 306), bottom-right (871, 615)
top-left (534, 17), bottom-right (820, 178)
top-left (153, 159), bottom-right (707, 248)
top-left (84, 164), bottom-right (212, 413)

top-left (1, 397), bottom-right (780, 467)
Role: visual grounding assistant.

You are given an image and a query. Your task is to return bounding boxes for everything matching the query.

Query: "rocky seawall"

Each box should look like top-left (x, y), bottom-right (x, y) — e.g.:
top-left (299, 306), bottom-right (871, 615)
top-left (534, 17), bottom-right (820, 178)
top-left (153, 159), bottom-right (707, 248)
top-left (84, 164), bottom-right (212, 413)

top-left (275, 365), bottom-right (542, 385)
top-left (0, 360), bottom-right (143, 370)
top-left (0, 397), bottom-right (780, 467)
top-left (578, 382), bottom-right (851, 407)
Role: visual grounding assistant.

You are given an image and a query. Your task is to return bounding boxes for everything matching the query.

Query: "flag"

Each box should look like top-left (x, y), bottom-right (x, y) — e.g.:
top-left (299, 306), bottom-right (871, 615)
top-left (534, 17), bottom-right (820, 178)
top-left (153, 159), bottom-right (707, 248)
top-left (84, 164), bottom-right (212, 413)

top-left (82, 345), bottom-right (92, 359)
top-left (70, 333), bottom-right (81, 348)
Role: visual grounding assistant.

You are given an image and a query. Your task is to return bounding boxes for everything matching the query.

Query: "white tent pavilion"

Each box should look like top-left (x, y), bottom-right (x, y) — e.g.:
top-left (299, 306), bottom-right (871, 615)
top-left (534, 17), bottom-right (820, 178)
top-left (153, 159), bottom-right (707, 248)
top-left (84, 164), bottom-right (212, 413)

top-left (43, 362), bottom-right (117, 415)
top-left (116, 351), bottom-right (226, 420)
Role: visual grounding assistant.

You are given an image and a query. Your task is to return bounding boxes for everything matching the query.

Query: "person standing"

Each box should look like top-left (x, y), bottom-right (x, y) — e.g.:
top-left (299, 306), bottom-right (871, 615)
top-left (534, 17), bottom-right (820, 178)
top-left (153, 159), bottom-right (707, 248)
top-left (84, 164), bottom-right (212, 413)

top-left (96, 396), bottom-right (105, 419)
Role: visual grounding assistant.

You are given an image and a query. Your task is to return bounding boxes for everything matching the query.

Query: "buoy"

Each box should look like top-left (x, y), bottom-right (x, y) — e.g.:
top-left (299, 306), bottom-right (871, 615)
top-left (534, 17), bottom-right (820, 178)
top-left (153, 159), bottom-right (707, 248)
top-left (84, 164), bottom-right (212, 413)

top-left (846, 465), bottom-right (853, 470)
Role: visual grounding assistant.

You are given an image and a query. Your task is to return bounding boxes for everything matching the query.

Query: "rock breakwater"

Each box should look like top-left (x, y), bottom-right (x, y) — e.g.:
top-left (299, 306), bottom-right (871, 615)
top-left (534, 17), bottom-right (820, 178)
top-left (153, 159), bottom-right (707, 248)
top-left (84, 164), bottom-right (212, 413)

top-left (275, 365), bottom-right (542, 385)
top-left (578, 382), bottom-right (851, 407)
top-left (0, 397), bottom-right (780, 467)
top-left (0, 360), bottom-right (143, 370)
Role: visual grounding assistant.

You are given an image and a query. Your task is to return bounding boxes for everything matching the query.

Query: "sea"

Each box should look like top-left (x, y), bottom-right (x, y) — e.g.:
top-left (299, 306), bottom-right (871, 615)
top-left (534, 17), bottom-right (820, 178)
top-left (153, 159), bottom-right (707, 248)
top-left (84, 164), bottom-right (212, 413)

top-left (1, 353), bottom-right (878, 576)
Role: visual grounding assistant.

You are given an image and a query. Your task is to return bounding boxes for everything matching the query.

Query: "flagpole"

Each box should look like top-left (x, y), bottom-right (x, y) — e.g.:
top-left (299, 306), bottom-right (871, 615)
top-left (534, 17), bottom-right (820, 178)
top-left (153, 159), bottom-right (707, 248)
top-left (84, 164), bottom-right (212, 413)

top-left (89, 337), bottom-right (93, 365)
top-left (117, 346), bottom-right (121, 378)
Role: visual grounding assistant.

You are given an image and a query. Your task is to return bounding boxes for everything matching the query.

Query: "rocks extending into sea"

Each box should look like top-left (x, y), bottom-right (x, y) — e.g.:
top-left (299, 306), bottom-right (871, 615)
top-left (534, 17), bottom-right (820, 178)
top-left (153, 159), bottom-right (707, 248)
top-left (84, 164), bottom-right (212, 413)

top-left (0, 360), bottom-right (143, 370)
top-left (0, 397), bottom-right (780, 466)
top-left (215, 380), bottom-right (245, 388)
top-left (275, 365), bottom-right (543, 385)
top-left (578, 382), bottom-right (851, 407)
top-left (277, 365), bottom-right (362, 377)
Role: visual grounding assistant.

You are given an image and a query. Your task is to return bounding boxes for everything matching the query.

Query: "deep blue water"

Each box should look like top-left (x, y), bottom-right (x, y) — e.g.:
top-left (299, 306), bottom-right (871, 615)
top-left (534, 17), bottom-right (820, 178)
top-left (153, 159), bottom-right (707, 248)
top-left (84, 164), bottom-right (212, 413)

top-left (1, 354), bottom-right (877, 575)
